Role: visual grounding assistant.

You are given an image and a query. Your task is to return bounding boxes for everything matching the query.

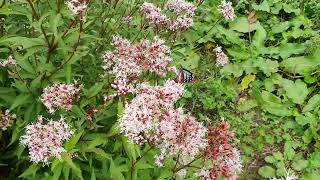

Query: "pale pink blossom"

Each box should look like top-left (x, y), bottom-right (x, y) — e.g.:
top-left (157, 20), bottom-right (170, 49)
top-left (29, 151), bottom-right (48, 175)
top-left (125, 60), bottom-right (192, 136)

top-left (270, 169), bottom-right (298, 180)
top-left (0, 110), bottom-right (16, 130)
top-left (218, 1), bottom-right (236, 21)
top-left (20, 116), bottom-right (73, 164)
top-left (141, 2), bottom-right (168, 27)
top-left (66, 0), bottom-right (87, 15)
top-left (169, 15), bottom-right (193, 31)
top-left (195, 168), bottom-right (211, 180)
top-left (41, 82), bottom-right (81, 113)
top-left (166, 0), bottom-right (196, 16)
top-left (214, 46), bottom-right (229, 66)
top-left (0, 55), bottom-right (16, 67)
top-left (176, 169), bottom-right (187, 178)
top-left (102, 36), bottom-right (172, 79)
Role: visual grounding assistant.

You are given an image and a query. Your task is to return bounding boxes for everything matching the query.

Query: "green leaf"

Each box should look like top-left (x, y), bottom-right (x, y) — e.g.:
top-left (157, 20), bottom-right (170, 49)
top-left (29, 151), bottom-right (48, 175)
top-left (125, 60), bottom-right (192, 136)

top-left (282, 79), bottom-right (308, 104)
top-left (10, 93), bottom-right (31, 110)
top-left (65, 130), bottom-right (83, 151)
top-left (281, 56), bottom-right (320, 75)
top-left (86, 82), bottom-right (104, 98)
top-left (303, 95), bottom-right (320, 112)
top-left (292, 160), bottom-right (308, 171)
top-left (279, 43), bottom-right (306, 59)
top-left (19, 164), bottom-right (39, 178)
top-left (253, 58), bottom-right (279, 76)
top-left (109, 159), bottom-right (125, 180)
top-left (252, 25), bottom-right (267, 51)
top-left (63, 156), bottom-right (83, 180)
top-left (230, 17), bottom-right (260, 33)
top-left (0, 37), bottom-right (45, 49)
top-left (122, 136), bottom-right (136, 160)
top-left (90, 168), bottom-right (96, 180)
top-left (252, 0), bottom-right (270, 12)
top-left (258, 166), bottom-right (276, 178)
top-left (135, 161), bottom-right (153, 170)
top-left (85, 148), bottom-right (111, 159)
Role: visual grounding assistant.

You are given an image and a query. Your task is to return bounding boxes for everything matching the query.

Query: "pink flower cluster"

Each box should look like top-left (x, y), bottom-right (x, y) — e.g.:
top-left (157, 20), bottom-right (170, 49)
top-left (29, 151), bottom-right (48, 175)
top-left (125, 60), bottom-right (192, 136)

top-left (111, 79), bottom-right (132, 96)
top-left (41, 82), bottom-right (81, 113)
top-left (0, 110), bottom-right (16, 130)
top-left (214, 46), bottom-right (229, 66)
top-left (200, 122), bottom-right (242, 180)
top-left (0, 55), bottom-right (16, 68)
top-left (102, 36), bottom-right (172, 79)
top-left (20, 116), bottom-right (73, 164)
top-left (120, 80), bottom-right (208, 166)
top-left (218, 1), bottom-right (236, 21)
top-left (66, 0), bottom-right (88, 15)
top-left (140, 0), bottom-right (196, 32)
top-left (141, 2), bottom-right (169, 27)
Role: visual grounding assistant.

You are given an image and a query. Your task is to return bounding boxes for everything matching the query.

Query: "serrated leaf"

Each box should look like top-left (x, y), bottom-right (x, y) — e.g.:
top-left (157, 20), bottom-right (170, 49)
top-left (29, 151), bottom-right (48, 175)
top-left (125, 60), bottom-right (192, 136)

top-left (252, 0), bottom-right (270, 12)
top-left (292, 160), bottom-right (308, 171)
top-left (254, 58), bottom-right (279, 76)
top-left (63, 156), bottom-right (83, 180)
top-left (109, 159), bottom-right (125, 180)
top-left (65, 130), bottom-right (83, 151)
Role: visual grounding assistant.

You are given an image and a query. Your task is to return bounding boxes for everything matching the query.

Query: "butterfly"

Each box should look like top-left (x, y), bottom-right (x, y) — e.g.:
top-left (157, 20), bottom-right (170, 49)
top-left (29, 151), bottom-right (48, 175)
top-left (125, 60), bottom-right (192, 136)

top-left (175, 68), bottom-right (195, 83)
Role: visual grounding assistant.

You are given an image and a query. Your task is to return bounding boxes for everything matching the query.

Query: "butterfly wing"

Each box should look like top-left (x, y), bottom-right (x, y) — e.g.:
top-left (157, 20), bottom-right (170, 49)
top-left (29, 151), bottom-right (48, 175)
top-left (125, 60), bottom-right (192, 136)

top-left (182, 68), bottom-right (194, 83)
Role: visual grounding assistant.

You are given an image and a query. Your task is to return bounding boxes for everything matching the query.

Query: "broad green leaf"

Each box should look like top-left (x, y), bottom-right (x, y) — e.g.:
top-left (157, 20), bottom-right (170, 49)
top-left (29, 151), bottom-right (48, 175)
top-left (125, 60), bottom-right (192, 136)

top-left (135, 161), bottom-right (153, 170)
top-left (122, 136), bottom-right (136, 160)
top-left (91, 168), bottom-right (96, 180)
top-left (271, 21), bottom-right (290, 33)
top-left (282, 79), bottom-right (308, 104)
top-left (258, 166), bottom-right (276, 178)
top-left (253, 58), bottom-right (279, 76)
top-left (303, 95), bottom-right (320, 112)
top-left (230, 17), bottom-right (260, 33)
top-left (252, 0), bottom-right (270, 12)
top-left (281, 56), bottom-right (320, 75)
top-left (0, 37), bottom-right (45, 49)
top-left (252, 25), bottom-right (267, 51)
top-left (279, 43), bottom-right (306, 59)
top-left (292, 160), bottom-right (308, 171)
top-left (86, 82), bottom-right (104, 98)
top-left (85, 148), bottom-right (111, 159)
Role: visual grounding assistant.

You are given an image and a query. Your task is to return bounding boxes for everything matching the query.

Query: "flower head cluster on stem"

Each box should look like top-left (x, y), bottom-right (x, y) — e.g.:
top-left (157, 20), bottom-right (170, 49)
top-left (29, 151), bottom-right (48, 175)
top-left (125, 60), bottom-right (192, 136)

top-left (199, 121), bottom-right (242, 180)
top-left (214, 46), bottom-right (229, 66)
top-left (41, 82), bottom-right (81, 113)
top-left (0, 110), bottom-right (16, 130)
top-left (66, 0), bottom-right (88, 15)
top-left (102, 36), bottom-right (172, 80)
top-left (140, 0), bottom-right (196, 32)
top-left (218, 1), bottom-right (236, 21)
top-left (20, 116), bottom-right (73, 165)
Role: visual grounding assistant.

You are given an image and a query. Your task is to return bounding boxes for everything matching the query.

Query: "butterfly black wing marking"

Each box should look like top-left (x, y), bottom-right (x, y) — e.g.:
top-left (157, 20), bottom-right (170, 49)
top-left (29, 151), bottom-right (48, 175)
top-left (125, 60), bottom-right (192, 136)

top-left (182, 68), bottom-right (194, 83)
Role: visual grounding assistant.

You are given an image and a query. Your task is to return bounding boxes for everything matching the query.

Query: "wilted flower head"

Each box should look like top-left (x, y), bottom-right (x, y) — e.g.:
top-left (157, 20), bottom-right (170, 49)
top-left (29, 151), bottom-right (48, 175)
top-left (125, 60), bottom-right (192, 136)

top-left (141, 2), bottom-right (168, 27)
top-left (214, 46), bottom-right (229, 66)
top-left (20, 116), bottom-right (73, 164)
top-left (41, 82), bottom-right (81, 113)
top-left (204, 121), bottom-right (242, 180)
top-left (166, 0), bottom-right (196, 16)
top-left (102, 36), bottom-right (172, 80)
top-left (66, 0), bottom-right (88, 15)
top-left (218, 1), bottom-right (236, 21)
top-left (0, 110), bottom-right (16, 130)
top-left (0, 55), bottom-right (16, 67)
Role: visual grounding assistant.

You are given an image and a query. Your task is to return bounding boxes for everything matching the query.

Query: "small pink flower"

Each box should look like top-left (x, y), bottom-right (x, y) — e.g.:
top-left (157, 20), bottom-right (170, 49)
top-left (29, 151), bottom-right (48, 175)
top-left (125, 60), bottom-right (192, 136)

top-left (214, 46), bottom-right (229, 66)
top-left (0, 110), bottom-right (16, 130)
top-left (218, 1), bottom-right (236, 21)
top-left (20, 116), bottom-right (73, 164)
top-left (66, 0), bottom-right (88, 15)
top-left (166, 0), bottom-right (196, 16)
top-left (41, 82), bottom-right (81, 113)
top-left (0, 55), bottom-right (16, 67)
top-left (141, 2), bottom-right (168, 27)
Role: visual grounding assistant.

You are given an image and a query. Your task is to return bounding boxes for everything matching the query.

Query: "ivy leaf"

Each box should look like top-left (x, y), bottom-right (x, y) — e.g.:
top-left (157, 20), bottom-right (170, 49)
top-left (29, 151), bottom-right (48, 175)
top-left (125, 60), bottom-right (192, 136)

top-left (282, 79), bottom-right (308, 104)
top-left (258, 166), bottom-right (276, 178)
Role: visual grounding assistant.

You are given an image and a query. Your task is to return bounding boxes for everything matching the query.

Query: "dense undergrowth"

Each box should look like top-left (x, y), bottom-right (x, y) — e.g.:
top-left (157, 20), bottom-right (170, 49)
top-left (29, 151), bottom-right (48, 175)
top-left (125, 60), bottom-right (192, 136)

top-left (0, 0), bottom-right (319, 179)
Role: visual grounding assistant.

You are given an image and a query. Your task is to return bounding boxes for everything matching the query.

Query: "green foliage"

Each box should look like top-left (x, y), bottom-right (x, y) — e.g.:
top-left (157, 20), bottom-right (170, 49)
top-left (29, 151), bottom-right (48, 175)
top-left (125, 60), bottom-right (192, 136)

top-left (0, 0), bottom-right (319, 179)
